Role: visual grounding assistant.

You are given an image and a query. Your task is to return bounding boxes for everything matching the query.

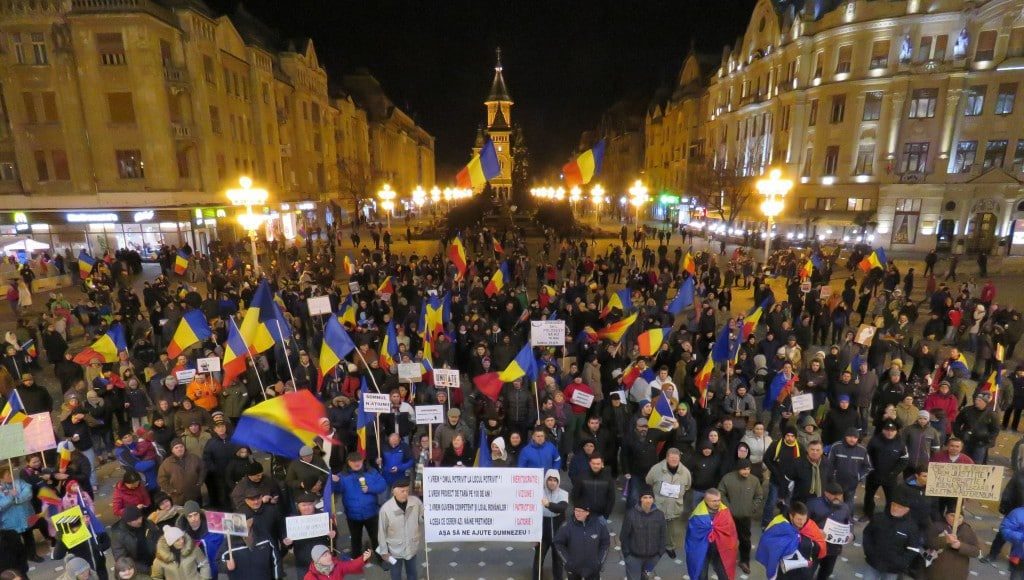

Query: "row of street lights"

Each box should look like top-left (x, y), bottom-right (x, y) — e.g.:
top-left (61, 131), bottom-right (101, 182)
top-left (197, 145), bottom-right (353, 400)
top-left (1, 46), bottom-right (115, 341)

top-left (375, 184), bottom-right (472, 228)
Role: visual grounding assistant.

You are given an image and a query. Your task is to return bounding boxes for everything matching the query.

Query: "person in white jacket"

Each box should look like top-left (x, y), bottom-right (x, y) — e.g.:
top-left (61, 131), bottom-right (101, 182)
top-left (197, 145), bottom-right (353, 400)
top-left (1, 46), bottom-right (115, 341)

top-left (377, 479), bottom-right (424, 579)
top-left (534, 468), bottom-right (569, 580)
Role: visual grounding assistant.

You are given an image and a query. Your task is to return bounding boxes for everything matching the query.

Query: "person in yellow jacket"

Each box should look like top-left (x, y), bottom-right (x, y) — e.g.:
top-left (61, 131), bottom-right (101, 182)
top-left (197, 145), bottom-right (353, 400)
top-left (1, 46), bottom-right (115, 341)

top-left (186, 374), bottom-right (221, 412)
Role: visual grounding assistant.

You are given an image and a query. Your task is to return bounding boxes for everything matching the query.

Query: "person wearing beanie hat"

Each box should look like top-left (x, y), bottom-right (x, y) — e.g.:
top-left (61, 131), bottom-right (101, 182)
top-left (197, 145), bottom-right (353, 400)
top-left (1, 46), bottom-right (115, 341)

top-left (862, 485), bottom-right (924, 577)
top-left (553, 495), bottom-right (610, 580)
top-left (109, 500), bottom-right (160, 576)
top-left (377, 477), bottom-right (424, 579)
top-left (284, 441), bottom-right (329, 497)
top-left (619, 481), bottom-right (669, 578)
top-left (151, 525), bottom-right (210, 580)
top-left (303, 544), bottom-right (370, 579)
top-left (719, 454), bottom-right (764, 575)
top-left (229, 459), bottom-right (283, 512)
top-left (59, 557), bottom-right (95, 580)
top-left (764, 425), bottom-right (804, 515)
top-left (864, 417), bottom-right (910, 521)
top-left (805, 481), bottom-right (854, 580)
top-left (954, 389), bottom-right (1001, 464)
top-left (821, 392), bottom-right (864, 446)
top-left (904, 409), bottom-right (942, 471)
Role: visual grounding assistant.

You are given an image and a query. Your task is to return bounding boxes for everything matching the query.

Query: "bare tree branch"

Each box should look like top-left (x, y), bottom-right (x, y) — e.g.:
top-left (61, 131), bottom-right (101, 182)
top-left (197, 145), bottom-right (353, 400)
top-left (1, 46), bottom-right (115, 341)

top-left (687, 160), bottom-right (756, 226)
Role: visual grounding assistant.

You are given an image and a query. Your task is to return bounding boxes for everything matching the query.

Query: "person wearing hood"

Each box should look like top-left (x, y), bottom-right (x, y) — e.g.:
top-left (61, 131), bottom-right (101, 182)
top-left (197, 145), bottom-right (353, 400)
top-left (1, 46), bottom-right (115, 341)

top-left (110, 506), bottom-right (160, 575)
top-left (174, 501), bottom-right (223, 578)
top-left (620, 485), bottom-right (670, 580)
top-left (796, 415), bottom-right (822, 450)
top-left (534, 469), bottom-right (568, 580)
top-left (718, 458), bottom-right (765, 574)
top-left (569, 453), bottom-right (616, 520)
top-left (553, 501), bottom-right (610, 580)
top-left (670, 401), bottom-right (698, 449)
top-left (489, 436), bottom-right (511, 467)
top-left (689, 438), bottom-right (724, 509)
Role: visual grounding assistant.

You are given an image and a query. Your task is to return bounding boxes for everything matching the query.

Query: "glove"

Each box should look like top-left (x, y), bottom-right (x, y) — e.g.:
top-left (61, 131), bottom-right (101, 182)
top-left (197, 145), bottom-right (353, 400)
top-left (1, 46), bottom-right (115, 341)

top-left (666, 549), bottom-right (677, 559)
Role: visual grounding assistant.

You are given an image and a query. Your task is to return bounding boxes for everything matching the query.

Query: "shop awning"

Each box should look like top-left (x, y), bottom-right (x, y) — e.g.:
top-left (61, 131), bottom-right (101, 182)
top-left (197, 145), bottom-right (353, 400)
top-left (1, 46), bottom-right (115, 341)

top-left (2, 237), bottom-right (50, 253)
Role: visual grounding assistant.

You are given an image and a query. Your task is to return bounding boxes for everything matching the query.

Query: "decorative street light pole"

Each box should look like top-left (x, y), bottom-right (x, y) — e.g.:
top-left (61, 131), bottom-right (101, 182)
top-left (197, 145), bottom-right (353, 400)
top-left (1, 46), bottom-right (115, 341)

top-left (226, 175), bottom-right (268, 275)
top-left (590, 184), bottom-right (605, 223)
top-left (756, 168), bottom-right (793, 266)
top-left (377, 183), bottom-right (396, 229)
top-left (628, 179), bottom-right (649, 225)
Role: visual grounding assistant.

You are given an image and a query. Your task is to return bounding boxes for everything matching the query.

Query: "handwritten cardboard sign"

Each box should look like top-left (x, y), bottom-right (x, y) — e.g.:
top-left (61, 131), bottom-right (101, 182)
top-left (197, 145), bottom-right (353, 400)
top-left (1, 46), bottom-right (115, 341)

top-left (397, 363), bottom-right (422, 382)
top-left (530, 321), bottom-right (566, 347)
top-left (362, 392), bottom-right (391, 414)
top-left (432, 369), bottom-right (460, 389)
top-left (925, 463), bottom-right (1004, 501)
top-left (791, 393), bottom-right (815, 413)
top-left (175, 369), bottom-right (196, 384)
top-left (23, 412), bottom-right (56, 454)
top-left (307, 295), bottom-right (333, 316)
top-left (285, 512), bottom-right (331, 541)
top-left (0, 423), bottom-right (27, 461)
top-left (569, 390), bottom-right (594, 409)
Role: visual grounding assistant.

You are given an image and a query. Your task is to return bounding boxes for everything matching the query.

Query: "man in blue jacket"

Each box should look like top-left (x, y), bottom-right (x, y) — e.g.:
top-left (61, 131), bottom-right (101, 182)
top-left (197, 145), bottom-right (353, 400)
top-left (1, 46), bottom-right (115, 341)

top-left (379, 432), bottom-right (415, 488)
top-left (518, 428), bottom-right (561, 471)
top-left (339, 451), bottom-right (386, 555)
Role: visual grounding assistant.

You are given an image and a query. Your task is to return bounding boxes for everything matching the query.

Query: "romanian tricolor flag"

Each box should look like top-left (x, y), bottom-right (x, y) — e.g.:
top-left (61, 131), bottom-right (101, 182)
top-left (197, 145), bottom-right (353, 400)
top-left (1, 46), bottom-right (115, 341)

top-left (576, 327), bottom-right (599, 345)
top-left (492, 238), bottom-right (504, 255)
top-left (378, 276), bottom-right (395, 296)
top-left (766, 372), bottom-right (798, 410)
top-left (221, 319), bottom-right (249, 387)
top-left (755, 515), bottom-right (800, 580)
top-left (858, 247), bottom-right (888, 272)
top-left (318, 315), bottom-right (356, 391)
top-left (562, 139), bottom-right (606, 188)
top-left (648, 395), bottom-right (675, 431)
top-left (20, 339), bottom-right (37, 359)
top-left (681, 252), bottom-right (696, 276)
top-left (448, 237), bottom-right (468, 280)
top-left (498, 343), bottom-right (538, 383)
top-left (338, 296), bottom-right (357, 327)
top-left (667, 277), bottom-right (695, 315)
top-left (173, 251), bottom-right (189, 275)
top-left (342, 255), bottom-right (355, 276)
top-left (980, 369), bottom-right (1002, 407)
top-left (166, 310), bottom-right (212, 359)
top-left (485, 261), bottom-right (509, 297)
top-left (637, 327), bottom-right (671, 357)
top-left (686, 499), bottom-right (738, 580)
top-left (474, 421), bottom-right (491, 467)
top-left (356, 378), bottom-right (374, 458)
top-left (596, 312), bottom-right (638, 343)
top-left (57, 440), bottom-right (74, 472)
top-left (239, 280), bottom-right (290, 355)
top-left (230, 390), bottom-right (333, 458)
top-left (694, 358), bottom-right (714, 407)
top-left (799, 258), bottom-right (814, 279)
top-left (72, 324), bottom-right (127, 365)
top-left (455, 139), bottom-right (500, 189)
top-left (0, 390), bottom-right (31, 427)
top-left (600, 288), bottom-right (633, 319)
top-left (379, 320), bottom-right (399, 372)
top-left (422, 295), bottom-right (446, 345)
top-left (739, 302), bottom-right (767, 344)
top-left (77, 250), bottom-right (97, 280)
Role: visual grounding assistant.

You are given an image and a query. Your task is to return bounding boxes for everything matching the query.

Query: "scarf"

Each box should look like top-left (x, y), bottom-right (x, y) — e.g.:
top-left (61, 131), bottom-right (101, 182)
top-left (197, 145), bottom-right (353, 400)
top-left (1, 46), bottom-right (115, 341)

top-left (773, 438), bottom-right (801, 460)
top-left (314, 561), bottom-right (334, 575)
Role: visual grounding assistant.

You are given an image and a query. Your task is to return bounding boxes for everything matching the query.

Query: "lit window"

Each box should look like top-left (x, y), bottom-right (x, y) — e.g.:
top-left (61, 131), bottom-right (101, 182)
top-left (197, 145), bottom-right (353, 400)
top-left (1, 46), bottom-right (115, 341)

top-left (908, 89), bottom-right (937, 119)
top-left (116, 149), bottom-right (144, 179)
top-left (964, 86), bottom-right (986, 117)
top-left (952, 141), bottom-right (977, 173)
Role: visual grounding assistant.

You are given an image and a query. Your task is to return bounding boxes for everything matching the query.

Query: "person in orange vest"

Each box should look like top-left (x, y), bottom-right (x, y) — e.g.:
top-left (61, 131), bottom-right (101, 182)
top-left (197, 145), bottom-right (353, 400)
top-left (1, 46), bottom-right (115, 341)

top-left (187, 373), bottom-right (221, 412)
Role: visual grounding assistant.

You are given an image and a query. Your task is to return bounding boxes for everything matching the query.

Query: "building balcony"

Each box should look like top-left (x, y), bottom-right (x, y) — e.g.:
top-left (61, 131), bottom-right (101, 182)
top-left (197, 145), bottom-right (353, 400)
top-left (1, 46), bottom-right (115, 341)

top-left (171, 122), bottom-right (195, 140)
top-left (164, 65), bottom-right (190, 91)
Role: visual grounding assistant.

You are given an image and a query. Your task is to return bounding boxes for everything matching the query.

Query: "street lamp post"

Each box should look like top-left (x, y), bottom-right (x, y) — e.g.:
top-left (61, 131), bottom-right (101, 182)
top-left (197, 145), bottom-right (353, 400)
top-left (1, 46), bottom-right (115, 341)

top-left (628, 179), bottom-right (649, 225)
top-left (377, 183), bottom-right (396, 229)
top-left (226, 176), bottom-right (269, 275)
top-left (756, 168), bottom-right (793, 266)
top-left (569, 186), bottom-right (582, 217)
top-left (590, 184), bottom-right (605, 223)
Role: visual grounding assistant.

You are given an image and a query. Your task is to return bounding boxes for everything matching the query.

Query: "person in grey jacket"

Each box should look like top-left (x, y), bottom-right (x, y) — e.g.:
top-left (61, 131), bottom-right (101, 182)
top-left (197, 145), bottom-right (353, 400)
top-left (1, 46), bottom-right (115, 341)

top-left (717, 459), bottom-right (764, 574)
top-left (534, 469), bottom-right (569, 580)
top-left (826, 427), bottom-right (873, 513)
top-left (376, 479), bottom-right (423, 580)
top-left (644, 448), bottom-right (691, 552)
top-left (619, 486), bottom-right (670, 580)
top-left (553, 501), bottom-right (610, 580)
top-left (723, 385), bottom-right (757, 429)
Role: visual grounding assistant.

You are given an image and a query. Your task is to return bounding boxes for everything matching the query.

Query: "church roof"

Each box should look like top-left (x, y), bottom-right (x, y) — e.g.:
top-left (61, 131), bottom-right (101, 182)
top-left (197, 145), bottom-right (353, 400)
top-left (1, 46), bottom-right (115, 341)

top-left (487, 48), bottom-right (512, 102)
top-left (490, 106), bottom-right (510, 131)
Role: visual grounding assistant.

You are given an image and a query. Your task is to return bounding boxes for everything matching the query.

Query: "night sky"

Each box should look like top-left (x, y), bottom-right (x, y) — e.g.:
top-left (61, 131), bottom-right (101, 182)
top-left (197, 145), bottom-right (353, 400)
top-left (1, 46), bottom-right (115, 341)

top-left (208, 0), bottom-right (758, 179)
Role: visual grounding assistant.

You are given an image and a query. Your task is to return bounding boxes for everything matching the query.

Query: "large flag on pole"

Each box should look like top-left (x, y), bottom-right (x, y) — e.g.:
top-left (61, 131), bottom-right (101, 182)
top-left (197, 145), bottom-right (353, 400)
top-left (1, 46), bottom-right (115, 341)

top-left (455, 139), bottom-right (500, 189)
top-left (72, 324), bottom-right (127, 364)
top-left (498, 343), bottom-right (538, 383)
top-left (166, 310), bottom-right (212, 359)
top-left (231, 390), bottom-right (332, 458)
top-left (562, 140), bottom-right (605, 188)
top-left (317, 316), bottom-right (356, 391)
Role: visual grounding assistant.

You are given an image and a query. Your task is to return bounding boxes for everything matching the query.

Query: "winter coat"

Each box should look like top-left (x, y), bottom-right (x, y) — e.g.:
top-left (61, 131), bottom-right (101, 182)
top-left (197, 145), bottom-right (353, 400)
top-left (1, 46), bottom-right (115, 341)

top-left (925, 519), bottom-right (979, 580)
top-left (517, 440), bottom-right (561, 471)
top-left (377, 494), bottom-right (424, 560)
top-left (718, 470), bottom-right (765, 519)
top-left (826, 442), bottom-right (872, 493)
top-left (644, 459), bottom-right (692, 520)
top-left (175, 513), bottom-right (225, 577)
top-left (110, 518), bottom-right (160, 573)
top-left (954, 406), bottom-right (1000, 448)
top-left (112, 480), bottom-right (152, 518)
top-left (380, 442), bottom-right (415, 487)
top-left (301, 556), bottom-right (365, 580)
top-left (902, 423), bottom-right (942, 470)
top-left (338, 466), bottom-right (386, 521)
top-left (218, 539), bottom-right (279, 580)
top-left (156, 452), bottom-right (205, 505)
top-left (1001, 507), bottom-right (1024, 562)
top-left (151, 535), bottom-right (211, 580)
top-left (807, 496), bottom-right (853, 557)
top-left (866, 434), bottom-right (909, 485)
top-left (569, 467), bottom-right (616, 518)
top-left (619, 504), bottom-right (669, 559)
top-left (0, 478), bottom-right (34, 533)
top-left (792, 457), bottom-right (836, 503)
top-left (862, 509), bottom-right (922, 573)
top-left (553, 514), bottom-right (610, 577)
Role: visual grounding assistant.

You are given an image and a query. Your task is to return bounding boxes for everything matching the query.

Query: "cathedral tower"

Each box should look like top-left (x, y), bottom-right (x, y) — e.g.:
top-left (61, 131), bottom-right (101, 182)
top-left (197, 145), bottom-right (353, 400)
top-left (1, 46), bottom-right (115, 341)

top-left (479, 48), bottom-right (514, 201)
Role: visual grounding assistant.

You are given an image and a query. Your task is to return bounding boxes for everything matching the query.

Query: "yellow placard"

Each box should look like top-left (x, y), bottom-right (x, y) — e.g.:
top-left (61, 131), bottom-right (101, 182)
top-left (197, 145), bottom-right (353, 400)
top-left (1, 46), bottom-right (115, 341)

top-left (54, 505), bottom-right (92, 549)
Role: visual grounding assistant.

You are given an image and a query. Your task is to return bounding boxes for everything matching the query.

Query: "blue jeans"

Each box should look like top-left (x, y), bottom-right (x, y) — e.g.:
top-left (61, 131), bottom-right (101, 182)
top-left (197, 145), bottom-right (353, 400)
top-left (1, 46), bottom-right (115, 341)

top-left (761, 482), bottom-right (779, 527)
top-left (390, 556), bottom-right (418, 580)
top-left (624, 554), bottom-right (660, 579)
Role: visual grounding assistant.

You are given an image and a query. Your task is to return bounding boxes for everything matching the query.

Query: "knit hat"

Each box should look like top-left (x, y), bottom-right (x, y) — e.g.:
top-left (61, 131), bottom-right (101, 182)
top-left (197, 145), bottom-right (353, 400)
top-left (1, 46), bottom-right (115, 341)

top-left (163, 525), bottom-right (185, 545)
top-left (123, 506), bottom-right (142, 522)
top-left (170, 438), bottom-right (184, 450)
top-left (299, 445), bottom-right (314, 457)
top-left (65, 557), bottom-right (91, 576)
top-left (845, 427), bottom-right (861, 438)
top-left (310, 544), bottom-right (331, 563)
top-left (638, 485), bottom-right (655, 499)
top-left (183, 500), bottom-right (201, 516)
top-left (246, 462), bottom-right (264, 476)
top-left (918, 410), bottom-right (931, 420)
top-left (837, 394), bottom-right (850, 403)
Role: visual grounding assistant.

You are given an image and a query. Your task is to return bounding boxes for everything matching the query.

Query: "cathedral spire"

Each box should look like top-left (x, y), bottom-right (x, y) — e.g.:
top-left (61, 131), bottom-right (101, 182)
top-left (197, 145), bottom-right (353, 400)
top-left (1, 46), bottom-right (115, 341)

top-left (487, 46), bottom-right (512, 102)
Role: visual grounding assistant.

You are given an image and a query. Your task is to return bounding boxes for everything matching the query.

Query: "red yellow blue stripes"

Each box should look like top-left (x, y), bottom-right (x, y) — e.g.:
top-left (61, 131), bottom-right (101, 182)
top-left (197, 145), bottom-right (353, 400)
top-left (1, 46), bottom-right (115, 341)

top-left (230, 390), bottom-right (332, 458)
top-left (72, 324), bottom-right (127, 364)
top-left (596, 312), bottom-right (637, 343)
top-left (77, 250), bottom-right (96, 280)
top-left (173, 251), bottom-right (189, 275)
top-left (448, 237), bottom-right (468, 280)
top-left (167, 310), bottom-right (212, 359)
top-left (456, 140), bottom-right (500, 189)
top-left (498, 343), bottom-right (537, 383)
top-left (485, 261), bottom-right (509, 297)
top-left (637, 327), bottom-right (671, 357)
top-left (562, 140), bottom-right (605, 188)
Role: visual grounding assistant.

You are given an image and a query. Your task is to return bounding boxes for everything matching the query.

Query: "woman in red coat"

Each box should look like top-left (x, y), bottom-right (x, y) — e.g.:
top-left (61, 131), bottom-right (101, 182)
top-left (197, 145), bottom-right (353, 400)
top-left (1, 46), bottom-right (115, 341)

top-left (304, 545), bottom-right (370, 580)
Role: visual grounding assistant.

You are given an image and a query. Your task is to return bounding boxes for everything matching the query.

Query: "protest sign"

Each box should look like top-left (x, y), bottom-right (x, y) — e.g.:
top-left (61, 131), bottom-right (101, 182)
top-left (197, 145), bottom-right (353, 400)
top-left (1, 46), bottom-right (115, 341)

top-left (791, 393), bottom-right (815, 413)
top-left (206, 511), bottom-right (248, 536)
top-left (398, 363), bottom-right (422, 382)
top-left (197, 357), bottom-right (221, 373)
top-left (54, 505), bottom-right (91, 548)
top-left (854, 324), bottom-right (877, 346)
top-left (433, 369), bottom-right (460, 389)
top-left (926, 463), bottom-right (1003, 501)
top-left (285, 512), bottom-right (331, 541)
top-left (823, 519), bottom-right (852, 545)
top-left (362, 393), bottom-right (391, 414)
top-left (307, 295), bottom-right (333, 316)
top-left (23, 412), bottom-right (56, 454)
top-left (530, 321), bottom-right (566, 347)
top-left (423, 467), bottom-right (543, 543)
top-left (570, 390), bottom-right (594, 409)
top-left (0, 423), bottom-right (26, 461)
top-left (415, 405), bottom-right (444, 425)
top-left (819, 286), bottom-right (833, 300)
top-left (175, 369), bottom-right (196, 384)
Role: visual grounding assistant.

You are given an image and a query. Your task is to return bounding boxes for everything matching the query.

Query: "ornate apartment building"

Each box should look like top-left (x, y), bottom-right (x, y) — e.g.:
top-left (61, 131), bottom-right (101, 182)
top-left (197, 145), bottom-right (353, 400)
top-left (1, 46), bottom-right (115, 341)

top-left (648, 0), bottom-right (1024, 253)
top-left (0, 0), bottom-right (432, 254)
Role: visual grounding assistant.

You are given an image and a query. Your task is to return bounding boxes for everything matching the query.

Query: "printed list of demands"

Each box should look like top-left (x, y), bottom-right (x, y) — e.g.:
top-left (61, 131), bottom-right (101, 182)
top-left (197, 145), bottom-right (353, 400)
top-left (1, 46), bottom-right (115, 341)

top-left (423, 468), bottom-right (542, 542)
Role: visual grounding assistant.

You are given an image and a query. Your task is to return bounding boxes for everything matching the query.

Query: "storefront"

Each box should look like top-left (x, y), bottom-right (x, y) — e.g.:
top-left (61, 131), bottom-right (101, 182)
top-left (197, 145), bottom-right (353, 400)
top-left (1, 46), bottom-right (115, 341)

top-left (651, 194), bottom-right (696, 225)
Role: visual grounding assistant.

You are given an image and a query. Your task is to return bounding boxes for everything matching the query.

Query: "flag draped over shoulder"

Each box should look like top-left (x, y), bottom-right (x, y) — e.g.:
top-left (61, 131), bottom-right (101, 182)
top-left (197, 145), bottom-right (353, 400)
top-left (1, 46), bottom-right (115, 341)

top-left (73, 324), bottom-right (127, 364)
top-left (231, 390), bottom-right (332, 458)
top-left (167, 310), bottom-right (212, 359)
top-left (686, 501), bottom-right (739, 580)
top-left (755, 515), bottom-right (800, 580)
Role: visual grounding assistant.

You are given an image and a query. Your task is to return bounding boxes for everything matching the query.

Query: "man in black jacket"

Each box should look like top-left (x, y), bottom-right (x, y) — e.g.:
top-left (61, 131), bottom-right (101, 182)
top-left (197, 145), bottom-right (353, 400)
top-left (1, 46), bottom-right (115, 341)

top-left (109, 506), bottom-right (160, 574)
top-left (553, 502), bottom-right (610, 580)
top-left (864, 420), bottom-right (909, 520)
top-left (792, 441), bottom-right (835, 504)
top-left (954, 393), bottom-right (1000, 464)
top-left (570, 454), bottom-right (616, 521)
top-left (623, 418), bottom-right (668, 508)
top-left (620, 486), bottom-right (670, 580)
top-left (826, 428), bottom-right (872, 512)
top-left (862, 489), bottom-right (923, 578)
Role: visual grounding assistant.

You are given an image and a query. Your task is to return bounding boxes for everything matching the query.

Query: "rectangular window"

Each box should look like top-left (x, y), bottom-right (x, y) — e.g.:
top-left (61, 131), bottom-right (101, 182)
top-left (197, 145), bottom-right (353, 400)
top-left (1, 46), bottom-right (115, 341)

top-left (964, 86), bottom-right (986, 116)
top-left (116, 149), bottom-right (144, 179)
top-left (863, 91), bottom-right (883, 121)
top-left (918, 36), bottom-right (933, 62)
top-left (223, 68), bottom-right (230, 93)
top-left (953, 140), bottom-right (978, 173)
top-left (51, 149), bottom-right (69, 180)
top-left (1011, 27), bottom-right (1024, 58)
top-left (33, 150), bottom-right (48, 181)
top-left (934, 35), bottom-right (948, 60)
top-left (830, 94), bottom-right (846, 123)
top-left (902, 142), bottom-right (930, 173)
top-left (809, 99), bottom-right (818, 126)
top-left (908, 88), bottom-right (937, 119)
top-left (106, 92), bottom-right (135, 124)
top-left (975, 30), bottom-right (997, 61)
top-left (815, 198), bottom-right (835, 210)
top-left (203, 56), bottom-right (215, 85)
top-left (781, 105), bottom-right (791, 130)
top-left (11, 33), bottom-right (25, 64)
top-left (813, 52), bottom-right (823, 79)
top-left (984, 140), bottom-right (1008, 170)
top-left (855, 144), bottom-right (875, 175)
top-left (176, 150), bottom-right (190, 179)
top-left (216, 153), bottom-right (226, 180)
top-left (96, 33), bottom-right (126, 66)
top-left (1013, 140), bottom-right (1024, 172)
top-left (848, 198), bottom-right (874, 211)
top-left (802, 146), bottom-right (814, 177)
top-left (262, 83), bottom-right (270, 104)
top-left (0, 152), bottom-right (17, 181)
top-left (892, 199), bottom-right (921, 245)
top-left (209, 106), bottom-right (220, 134)
top-left (870, 40), bottom-right (890, 69)
top-left (836, 45), bottom-right (852, 74)
top-left (30, 32), bottom-right (46, 65)
top-left (996, 83), bottom-right (1017, 115)
top-left (41, 92), bottom-right (58, 122)
top-left (21, 92), bottom-right (37, 124)
top-left (824, 145), bottom-right (840, 176)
